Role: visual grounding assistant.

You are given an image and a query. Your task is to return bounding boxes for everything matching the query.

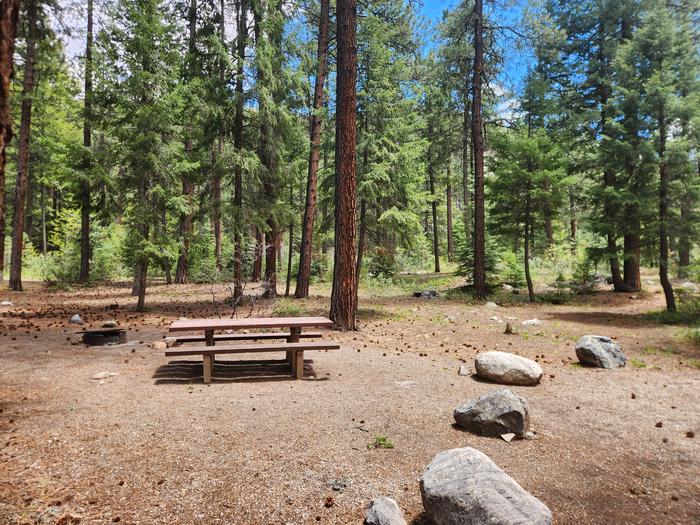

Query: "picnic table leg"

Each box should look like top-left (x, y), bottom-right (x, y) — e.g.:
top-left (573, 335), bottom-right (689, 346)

top-left (205, 330), bottom-right (214, 346)
top-left (203, 354), bottom-right (214, 384)
top-left (293, 350), bottom-right (304, 379)
top-left (286, 327), bottom-right (301, 370)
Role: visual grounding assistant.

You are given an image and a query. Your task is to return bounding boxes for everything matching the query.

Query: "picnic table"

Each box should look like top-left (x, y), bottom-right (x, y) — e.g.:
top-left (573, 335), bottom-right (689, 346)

top-left (166, 316), bottom-right (338, 383)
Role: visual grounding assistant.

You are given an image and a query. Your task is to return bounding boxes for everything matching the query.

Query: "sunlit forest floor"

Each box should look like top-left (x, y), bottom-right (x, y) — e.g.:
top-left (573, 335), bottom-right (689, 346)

top-left (1, 273), bottom-right (699, 524)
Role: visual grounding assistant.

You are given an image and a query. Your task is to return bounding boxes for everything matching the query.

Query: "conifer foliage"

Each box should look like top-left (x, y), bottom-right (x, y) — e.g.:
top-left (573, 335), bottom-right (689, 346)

top-left (0, 0), bottom-right (697, 316)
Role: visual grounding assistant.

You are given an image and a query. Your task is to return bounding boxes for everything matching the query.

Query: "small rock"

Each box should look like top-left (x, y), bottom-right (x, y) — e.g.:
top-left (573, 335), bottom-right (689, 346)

top-left (485, 301), bottom-right (499, 308)
top-left (102, 320), bottom-right (119, 328)
top-left (364, 497), bottom-right (407, 525)
top-left (522, 318), bottom-right (543, 326)
top-left (0, 300), bottom-right (12, 307)
top-left (501, 284), bottom-right (514, 292)
top-left (522, 431), bottom-right (537, 440)
top-left (454, 389), bottom-right (530, 437)
top-left (151, 341), bottom-right (167, 350)
top-left (164, 337), bottom-right (178, 348)
top-left (414, 290), bottom-right (439, 299)
top-left (92, 371), bottom-right (117, 380)
top-left (687, 431), bottom-right (695, 438)
top-left (655, 421), bottom-right (663, 428)
top-left (70, 314), bottom-right (83, 324)
top-left (475, 351), bottom-right (543, 386)
top-left (420, 448), bottom-right (552, 525)
top-left (500, 433), bottom-right (515, 442)
top-left (575, 335), bottom-right (626, 369)
top-left (458, 365), bottom-right (470, 377)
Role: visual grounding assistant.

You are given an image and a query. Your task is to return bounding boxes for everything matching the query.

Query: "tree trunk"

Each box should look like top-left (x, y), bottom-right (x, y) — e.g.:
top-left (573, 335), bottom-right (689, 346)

top-left (446, 170), bottom-right (453, 261)
top-left (0, 0), bottom-right (21, 281)
top-left (9, 0), bottom-right (38, 291)
top-left (622, 161), bottom-right (641, 292)
top-left (524, 190), bottom-right (535, 303)
top-left (40, 183), bottom-right (46, 255)
top-left (161, 208), bottom-right (172, 284)
top-left (175, 0), bottom-right (197, 285)
top-left (212, 141), bottom-right (222, 273)
top-left (212, 0), bottom-right (225, 274)
top-left (232, 0), bottom-right (247, 301)
top-left (136, 255), bottom-right (148, 311)
top-left (252, 227), bottom-right (263, 281)
top-left (597, 21), bottom-right (623, 292)
top-left (264, 228), bottom-right (278, 297)
top-left (135, 165), bottom-right (150, 310)
top-left (285, 183), bottom-right (294, 297)
top-left (461, 68), bottom-right (471, 237)
top-left (569, 191), bottom-right (577, 254)
top-left (255, 2), bottom-right (281, 299)
top-left (295, 0), bottom-right (329, 299)
top-left (542, 180), bottom-right (554, 249)
top-left (428, 143), bottom-right (440, 273)
top-left (355, 198), bottom-right (366, 292)
top-left (658, 108), bottom-right (675, 312)
top-left (471, 0), bottom-right (486, 299)
top-left (678, 195), bottom-right (691, 276)
top-left (175, 173), bottom-right (193, 284)
top-left (79, 0), bottom-right (93, 283)
top-left (329, 0), bottom-right (358, 330)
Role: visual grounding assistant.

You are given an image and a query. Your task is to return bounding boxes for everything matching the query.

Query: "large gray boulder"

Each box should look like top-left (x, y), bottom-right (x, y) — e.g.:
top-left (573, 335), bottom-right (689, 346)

top-left (474, 351), bottom-right (542, 386)
top-left (454, 389), bottom-right (530, 437)
top-left (575, 335), bottom-right (626, 369)
top-left (420, 448), bottom-right (552, 525)
top-left (364, 497), bottom-right (406, 525)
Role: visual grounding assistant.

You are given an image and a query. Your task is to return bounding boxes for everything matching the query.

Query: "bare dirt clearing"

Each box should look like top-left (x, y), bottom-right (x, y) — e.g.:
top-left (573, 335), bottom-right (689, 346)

top-left (1, 280), bottom-right (699, 524)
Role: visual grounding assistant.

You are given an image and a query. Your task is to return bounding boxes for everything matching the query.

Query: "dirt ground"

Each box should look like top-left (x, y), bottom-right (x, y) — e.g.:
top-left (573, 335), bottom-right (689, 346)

top-left (1, 277), bottom-right (699, 525)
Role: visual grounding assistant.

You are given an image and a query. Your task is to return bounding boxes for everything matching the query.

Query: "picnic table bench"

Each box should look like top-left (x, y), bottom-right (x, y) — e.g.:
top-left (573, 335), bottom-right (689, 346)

top-left (166, 316), bottom-right (339, 383)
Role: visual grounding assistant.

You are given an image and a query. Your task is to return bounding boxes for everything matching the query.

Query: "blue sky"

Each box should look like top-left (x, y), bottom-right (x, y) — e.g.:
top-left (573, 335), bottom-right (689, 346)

top-left (417, 0), bottom-right (531, 94)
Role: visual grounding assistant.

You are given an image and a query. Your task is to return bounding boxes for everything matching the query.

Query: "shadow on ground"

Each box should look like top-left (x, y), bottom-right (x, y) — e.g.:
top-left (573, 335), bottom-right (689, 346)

top-left (544, 310), bottom-right (654, 328)
top-left (153, 358), bottom-right (318, 384)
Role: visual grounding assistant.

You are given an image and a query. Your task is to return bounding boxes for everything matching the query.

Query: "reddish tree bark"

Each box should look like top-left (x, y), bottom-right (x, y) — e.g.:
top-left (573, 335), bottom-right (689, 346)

top-left (329, 0), bottom-right (358, 330)
top-left (471, 0), bottom-right (486, 300)
top-left (295, 0), bottom-right (330, 299)
top-left (0, 0), bottom-right (21, 282)
top-left (9, 0), bottom-right (38, 291)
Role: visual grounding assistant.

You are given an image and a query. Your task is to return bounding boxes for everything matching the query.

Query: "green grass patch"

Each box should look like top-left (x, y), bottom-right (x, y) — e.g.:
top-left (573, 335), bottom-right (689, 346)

top-left (629, 357), bottom-right (647, 369)
top-left (569, 362), bottom-right (583, 369)
top-left (684, 328), bottom-right (700, 347)
top-left (272, 299), bottom-right (307, 317)
top-left (645, 310), bottom-right (699, 325)
top-left (367, 435), bottom-right (394, 450)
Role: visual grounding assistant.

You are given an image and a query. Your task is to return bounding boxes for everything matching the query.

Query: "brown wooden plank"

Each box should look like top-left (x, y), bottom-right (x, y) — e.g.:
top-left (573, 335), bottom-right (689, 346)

top-left (294, 350), bottom-right (304, 379)
top-left (203, 354), bottom-right (213, 384)
top-left (165, 341), bottom-right (340, 357)
top-left (174, 331), bottom-right (322, 344)
top-left (168, 316), bottom-right (334, 333)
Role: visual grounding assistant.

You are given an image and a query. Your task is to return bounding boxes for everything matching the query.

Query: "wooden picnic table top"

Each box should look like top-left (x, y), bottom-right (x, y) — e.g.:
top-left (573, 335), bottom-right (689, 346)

top-left (168, 316), bottom-right (334, 333)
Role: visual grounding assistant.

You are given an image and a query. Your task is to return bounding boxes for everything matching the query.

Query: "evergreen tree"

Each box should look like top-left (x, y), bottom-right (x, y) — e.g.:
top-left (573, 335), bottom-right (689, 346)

top-left (97, 0), bottom-right (182, 310)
